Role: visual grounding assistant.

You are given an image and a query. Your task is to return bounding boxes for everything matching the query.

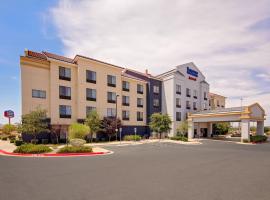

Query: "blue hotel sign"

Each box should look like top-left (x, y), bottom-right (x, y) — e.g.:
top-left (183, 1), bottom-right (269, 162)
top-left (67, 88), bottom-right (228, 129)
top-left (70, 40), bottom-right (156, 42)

top-left (187, 67), bottom-right (198, 77)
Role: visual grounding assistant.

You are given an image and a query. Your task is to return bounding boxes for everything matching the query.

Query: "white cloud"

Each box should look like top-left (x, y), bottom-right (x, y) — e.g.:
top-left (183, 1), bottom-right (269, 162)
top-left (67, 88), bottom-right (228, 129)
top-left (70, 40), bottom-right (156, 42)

top-left (49, 0), bottom-right (270, 124)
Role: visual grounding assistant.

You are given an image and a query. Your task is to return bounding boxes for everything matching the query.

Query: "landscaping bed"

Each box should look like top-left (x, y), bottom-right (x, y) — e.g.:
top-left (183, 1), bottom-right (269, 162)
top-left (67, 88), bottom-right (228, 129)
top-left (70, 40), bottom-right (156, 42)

top-left (250, 135), bottom-right (268, 143)
top-left (13, 144), bottom-right (52, 154)
top-left (170, 135), bottom-right (188, 142)
top-left (123, 135), bottom-right (142, 141)
top-left (57, 146), bottom-right (92, 153)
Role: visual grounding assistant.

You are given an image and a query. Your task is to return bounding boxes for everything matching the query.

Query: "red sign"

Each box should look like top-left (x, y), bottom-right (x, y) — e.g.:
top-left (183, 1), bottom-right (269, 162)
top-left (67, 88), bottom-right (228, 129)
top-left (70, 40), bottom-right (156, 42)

top-left (4, 110), bottom-right (14, 118)
top-left (188, 76), bottom-right (196, 81)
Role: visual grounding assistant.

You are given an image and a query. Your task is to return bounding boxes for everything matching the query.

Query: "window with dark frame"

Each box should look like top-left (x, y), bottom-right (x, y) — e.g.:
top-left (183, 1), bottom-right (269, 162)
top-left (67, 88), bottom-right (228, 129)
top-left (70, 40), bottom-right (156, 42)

top-left (193, 90), bottom-right (197, 99)
top-left (176, 98), bottom-right (181, 108)
top-left (122, 81), bottom-right (130, 91)
top-left (59, 105), bottom-right (71, 118)
top-left (204, 92), bottom-right (207, 100)
top-left (137, 98), bottom-right (143, 107)
top-left (186, 101), bottom-right (191, 109)
top-left (122, 110), bottom-right (130, 120)
top-left (176, 112), bottom-right (181, 121)
top-left (176, 84), bottom-right (181, 94)
top-left (107, 75), bottom-right (116, 87)
top-left (59, 66), bottom-right (71, 81)
top-left (122, 96), bottom-right (130, 106)
top-left (193, 102), bottom-right (197, 110)
top-left (153, 99), bottom-right (159, 108)
top-left (107, 108), bottom-right (116, 117)
top-left (86, 70), bottom-right (96, 83)
top-left (86, 88), bottom-right (96, 101)
top-left (137, 111), bottom-right (143, 121)
top-left (137, 84), bottom-right (143, 94)
top-left (153, 85), bottom-right (159, 94)
top-left (86, 106), bottom-right (96, 117)
top-left (186, 88), bottom-right (191, 97)
top-left (107, 92), bottom-right (116, 103)
top-left (59, 86), bottom-right (71, 100)
top-left (32, 89), bottom-right (46, 99)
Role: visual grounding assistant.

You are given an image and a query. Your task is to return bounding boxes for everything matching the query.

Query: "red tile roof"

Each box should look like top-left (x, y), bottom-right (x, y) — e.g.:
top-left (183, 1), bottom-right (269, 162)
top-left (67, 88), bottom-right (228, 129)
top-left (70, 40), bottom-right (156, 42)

top-left (27, 50), bottom-right (47, 60)
top-left (42, 51), bottom-right (74, 63)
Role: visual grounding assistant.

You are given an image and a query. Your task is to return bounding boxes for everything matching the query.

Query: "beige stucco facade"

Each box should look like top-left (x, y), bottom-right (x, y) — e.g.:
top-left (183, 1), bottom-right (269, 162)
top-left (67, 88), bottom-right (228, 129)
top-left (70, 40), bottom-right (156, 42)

top-left (20, 51), bottom-right (147, 128)
top-left (209, 92), bottom-right (226, 109)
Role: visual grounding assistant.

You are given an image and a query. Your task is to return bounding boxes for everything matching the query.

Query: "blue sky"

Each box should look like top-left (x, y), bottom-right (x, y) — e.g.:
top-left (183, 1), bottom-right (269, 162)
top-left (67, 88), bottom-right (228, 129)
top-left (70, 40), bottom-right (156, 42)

top-left (0, 0), bottom-right (270, 125)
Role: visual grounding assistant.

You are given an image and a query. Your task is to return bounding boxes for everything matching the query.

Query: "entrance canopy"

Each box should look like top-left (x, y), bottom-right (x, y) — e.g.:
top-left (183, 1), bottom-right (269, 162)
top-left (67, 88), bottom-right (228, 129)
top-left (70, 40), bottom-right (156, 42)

top-left (187, 103), bottom-right (266, 141)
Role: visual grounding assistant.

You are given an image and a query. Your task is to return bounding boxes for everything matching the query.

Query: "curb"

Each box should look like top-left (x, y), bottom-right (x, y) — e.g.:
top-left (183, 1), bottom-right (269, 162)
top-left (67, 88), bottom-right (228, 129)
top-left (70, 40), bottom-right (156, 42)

top-left (0, 149), bottom-right (113, 157)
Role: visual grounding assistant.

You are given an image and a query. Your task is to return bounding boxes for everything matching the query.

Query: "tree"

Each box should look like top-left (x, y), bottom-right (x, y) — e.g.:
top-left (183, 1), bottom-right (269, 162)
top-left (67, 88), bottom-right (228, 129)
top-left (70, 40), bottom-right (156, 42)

top-left (18, 108), bottom-right (49, 140)
top-left (149, 113), bottom-right (172, 139)
top-left (2, 124), bottom-right (16, 135)
top-left (213, 122), bottom-right (231, 135)
top-left (68, 123), bottom-right (90, 140)
top-left (177, 120), bottom-right (188, 137)
top-left (84, 110), bottom-right (102, 142)
top-left (101, 117), bottom-right (121, 141)
top-left (264, 126), bottom-right (270, 133)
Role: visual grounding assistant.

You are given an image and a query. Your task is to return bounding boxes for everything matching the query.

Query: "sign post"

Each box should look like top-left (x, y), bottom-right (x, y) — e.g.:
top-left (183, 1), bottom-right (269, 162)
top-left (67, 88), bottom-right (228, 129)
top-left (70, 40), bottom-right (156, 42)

top-left (4, 110), bottom-right (14, 125)
top-left (119, 128), bottom-right (122, 144)
top-left (134, 127), bottom-right (137, 142)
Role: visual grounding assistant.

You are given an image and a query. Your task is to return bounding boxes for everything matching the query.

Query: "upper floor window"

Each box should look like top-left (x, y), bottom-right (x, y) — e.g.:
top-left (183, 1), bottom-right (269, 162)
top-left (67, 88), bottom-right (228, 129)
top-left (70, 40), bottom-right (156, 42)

top-left (107, 92), bottom-right (116, 103)
top-left (176, 84), bottom-right (181, 94)
top-left (59, 86), bottom-right (71, 100)
top-left (59, 105), bottom-right (71, 118)
top-left (176, 112), bottom-right (181, 121)
top-left (203, 102), bottom-right (208, 110)
top-left (86, 88), bottom-right (96, 101)
top-left (122, 96), bottom-right (130, 106)
top-left (122, 110), bottom-right (130, 121)
top-left (137, 98), bottom-right (143, 107)
top-left (153, 85), bottom-right (160, 94)
top-left (193, 102), bottom-right (197, 110)
top-left (107, 75), bottom-right (116, 87)
top-left (186, 101), bottom-right (191, 109)
top-left (137, 84), bottom-right (144, 94)
top-left (217, 100), bottom-right (220, 107)
top-left (193, 90), bottom-right (197, 99)
top-left (86, 70), bottom-right (96, 83)
top-left (204, 92), bottom-right (207, 100)
top-left (32, 89), bottom-right (46, 99)
top-left (153, 99), bottom-right (159, 108)
top-left (59, 66), bottom-right (71, 81)
top-left (137, 111), bottom-right (143, 121)
top-left (186, 88), bottom-right (191, 97)
top-left (86, 106), bottom-right (96, 117)
top-left (176, 98), bottom-right (181, 108)
top-left (107, 108), bottom-right (116, 118)
top-left (122, 81), bottom-right (130, 92)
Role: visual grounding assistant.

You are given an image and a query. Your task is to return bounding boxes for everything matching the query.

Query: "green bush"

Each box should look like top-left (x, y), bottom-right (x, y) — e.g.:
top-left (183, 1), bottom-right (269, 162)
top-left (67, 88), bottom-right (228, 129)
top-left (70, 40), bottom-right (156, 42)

top-left (68, 123), bottom-right (90, 140)
top-left (13, 144), bottom-right (52, 154)
top-left (15, 140), bottom-right (23, 146)
top-left (10, 139), bottom-right (15, 143)
top-left (31, 139), bottom-right (39, 144)
top-left (1, 136), bottom-right (8, 140)
top-left (170, 135), bottom-right (188, 142)
top-left (2, 124), bottom-right (16, 135)
top-left (8, 135), bottom-right (16, 140)
top-left (123, 135), bottom-right (142, 141)
top-left (250, 135), bottom-right (268, 143)
top-left (42, 139), bottom-right (49, 144)
top-left (242, 139), bottom-right (249, 143)
top-left (57, 146), bottom-right (93, 153)
top-left (70, 139), bottom-right (86, 147)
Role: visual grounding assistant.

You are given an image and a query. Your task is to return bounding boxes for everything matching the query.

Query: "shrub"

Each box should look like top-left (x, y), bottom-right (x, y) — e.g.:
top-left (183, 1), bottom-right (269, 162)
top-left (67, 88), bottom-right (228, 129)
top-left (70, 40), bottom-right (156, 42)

top-left (242, 139), bottom-right (249, 143)
top-left (1, 136), bottom-right (8, 140)
top-left (31, 139), bottom-right (39, 144)
top-left (57, 146), bottom-right (92, 153)
top-left (13, 144), bottom-right (52, 154)
top-left (42, 139), bottom-right (49, 144)
top-left (2, 124), bottom-right (16, 135)
top-left (250, 135), bottom-right (268, 143)
top-left (123, 135), bottom-right (142, 141)
top-left (68, 123), bottom-right (90, 140)
top-left (8, 135), bottom-right (16, 140)
top-left (10, 139), bottom-right (15, 143)
top-left (70, 139), bottom-right (86, 147)
top-left (15, 140), bottom-right (23, 146)
top-left (170, 135), bottom-right (188, 142)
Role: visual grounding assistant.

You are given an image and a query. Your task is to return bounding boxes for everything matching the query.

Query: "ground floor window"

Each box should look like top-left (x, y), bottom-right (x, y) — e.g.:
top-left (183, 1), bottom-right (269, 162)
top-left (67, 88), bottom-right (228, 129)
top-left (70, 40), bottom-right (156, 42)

top-left (59, 105), bottom-right (71, 118)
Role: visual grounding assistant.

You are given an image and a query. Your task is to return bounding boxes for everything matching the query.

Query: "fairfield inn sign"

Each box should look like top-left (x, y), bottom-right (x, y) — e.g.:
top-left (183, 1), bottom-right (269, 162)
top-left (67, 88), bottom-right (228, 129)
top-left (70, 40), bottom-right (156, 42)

top-left (187, 67), bottom-right (198, 81)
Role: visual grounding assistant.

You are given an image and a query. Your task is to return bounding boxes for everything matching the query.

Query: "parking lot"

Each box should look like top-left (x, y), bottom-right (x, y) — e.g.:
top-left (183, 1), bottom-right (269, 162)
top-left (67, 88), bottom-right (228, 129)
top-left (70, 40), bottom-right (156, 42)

top-left (1, 140), bottom-right (270, 200)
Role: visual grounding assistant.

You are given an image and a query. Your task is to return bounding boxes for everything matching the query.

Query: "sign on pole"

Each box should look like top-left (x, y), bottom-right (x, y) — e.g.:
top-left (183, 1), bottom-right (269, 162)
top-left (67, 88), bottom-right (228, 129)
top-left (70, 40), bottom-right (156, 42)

top-left (4, 110), bottom-right (14, 124)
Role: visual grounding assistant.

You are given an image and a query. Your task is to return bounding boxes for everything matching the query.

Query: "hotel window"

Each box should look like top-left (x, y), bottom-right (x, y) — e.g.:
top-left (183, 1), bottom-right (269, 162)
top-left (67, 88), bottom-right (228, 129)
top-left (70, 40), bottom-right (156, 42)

top-left (137, 98), bottom-right (143, 107)
top-left (217, 100), bottom-right (220, 107)
top-left (193, 90), bottom-right (197, 99)
top-left (59, 105), bottom-right (71, 118)
top-left (186, 101), bottom-right (191, 109)
top-left (186, 88), bottom-right (191, 97)
top-left (122, 110), bottom-right (130, 120)
top-left (137, 84), bottom-right (144, 94)
top-left (107, 108), bottom-right (116, 117)
top-left (107, 75), bottom-right (116, 87)
top-left (122, 96), bottom-right (130, 106)
top-left (137, 112), bottom-right (143, 121)
top-left (86, 106), bottom-right (96, 117)
top-left (86, 70), bottom-right (96, 83)
top-left (32, 89), bottom-right (46, 99)
top-left (203, 102), bottom-right (208, 110)
top-left (176, 98), bottom-right (181, 108)
top-left (153, 99), bottom-right (159, 108)
top-left (122, 81), bottom-right (130, 91)
top-left (176, 84), bottom-right (181, 94)
top-left (193, 102), bottom-right (197, 110)
top-left (107, 92), bottom-right (116, 103)
top-left (59, 66), bottom-right (71, 81)
top-left (204, 92), bottom-right (207, 100)
top-left (153, 85), bottom-right (160, 94)
top-left (176, 112), bottom-right (181, 121)
top-left (59, 86), bottom-right (71, 100)
top-left (86, 88), bottom-right (96, 101)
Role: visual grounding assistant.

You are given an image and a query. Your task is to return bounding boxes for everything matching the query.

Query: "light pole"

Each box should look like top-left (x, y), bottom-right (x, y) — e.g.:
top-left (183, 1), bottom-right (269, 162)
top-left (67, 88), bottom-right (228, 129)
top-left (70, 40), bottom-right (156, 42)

top-left (119, 127), bottom-right (122, 144)
top-left (115, 94), bottom-right (119, 141)
top-left (134, 127), bottom-right (137, 142)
